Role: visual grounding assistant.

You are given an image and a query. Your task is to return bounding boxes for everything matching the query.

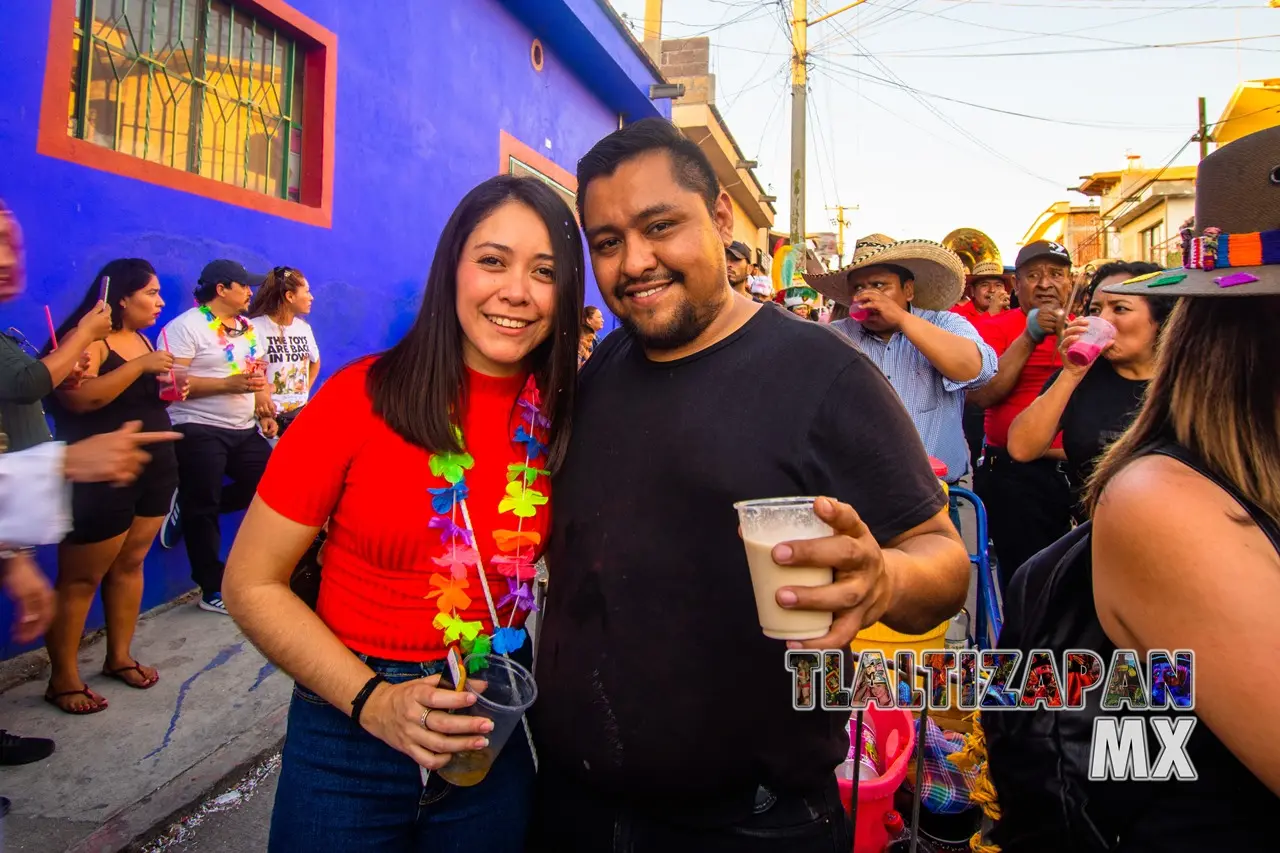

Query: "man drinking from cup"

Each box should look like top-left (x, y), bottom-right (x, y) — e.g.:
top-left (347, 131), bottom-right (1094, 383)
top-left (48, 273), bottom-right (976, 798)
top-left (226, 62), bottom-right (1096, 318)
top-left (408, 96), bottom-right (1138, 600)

top-left (966, 241), bottom-right (1075, 590)
top-left (803, 235), bottom-right (998, 491)
top-left (527, 118), bottom-right (969, 853)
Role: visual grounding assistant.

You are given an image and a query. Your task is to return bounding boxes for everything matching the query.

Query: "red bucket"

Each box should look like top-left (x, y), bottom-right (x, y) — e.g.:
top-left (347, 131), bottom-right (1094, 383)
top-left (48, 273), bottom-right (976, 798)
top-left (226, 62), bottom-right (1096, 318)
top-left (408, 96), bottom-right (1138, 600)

top-left (837, 706), bottom-right (917, 853)
top-left (928, 456), bottom-right (949, 481)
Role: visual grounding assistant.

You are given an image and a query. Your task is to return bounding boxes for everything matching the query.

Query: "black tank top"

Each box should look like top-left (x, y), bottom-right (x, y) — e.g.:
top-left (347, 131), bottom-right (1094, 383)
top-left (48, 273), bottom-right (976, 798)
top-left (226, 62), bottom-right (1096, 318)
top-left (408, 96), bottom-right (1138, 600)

top-left (53, 335), bottom-right (174, 442)
top-left (984, 438), bottom-right (1280, 852)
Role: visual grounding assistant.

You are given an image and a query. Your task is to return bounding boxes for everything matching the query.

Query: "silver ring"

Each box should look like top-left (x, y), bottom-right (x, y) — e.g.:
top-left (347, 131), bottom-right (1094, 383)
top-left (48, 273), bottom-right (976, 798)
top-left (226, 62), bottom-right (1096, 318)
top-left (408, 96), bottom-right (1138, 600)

top-left (419, 708), bottom-right (433, 730)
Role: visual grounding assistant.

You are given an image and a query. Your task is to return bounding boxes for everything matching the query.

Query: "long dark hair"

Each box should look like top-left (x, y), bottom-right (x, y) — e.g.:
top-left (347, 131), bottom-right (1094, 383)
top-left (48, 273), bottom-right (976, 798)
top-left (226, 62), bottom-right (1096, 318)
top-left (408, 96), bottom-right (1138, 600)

top-left (48, 258), bottom-right (157, 353)
top-left (366, 175), bottom-right (583, 471)
top-left (248, 266), bottom-right (306, 319)
top-left (1087, 261), bottom-right (1176, 328)
top-left (1086, 296), bottom-right (1280, 522)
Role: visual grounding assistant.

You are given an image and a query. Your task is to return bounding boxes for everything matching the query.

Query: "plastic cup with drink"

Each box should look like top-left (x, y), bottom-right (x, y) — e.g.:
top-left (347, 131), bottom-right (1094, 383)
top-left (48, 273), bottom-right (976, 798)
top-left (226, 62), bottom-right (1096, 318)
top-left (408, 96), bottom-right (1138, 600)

top-left (1065, 316), bottom-right (1116, 367)
top-left (733, 497), bottom-right (836, 641)
top-left (158, 364), bottom-right (188, 402)
top-left (435, 654), bottom-right (537, 788)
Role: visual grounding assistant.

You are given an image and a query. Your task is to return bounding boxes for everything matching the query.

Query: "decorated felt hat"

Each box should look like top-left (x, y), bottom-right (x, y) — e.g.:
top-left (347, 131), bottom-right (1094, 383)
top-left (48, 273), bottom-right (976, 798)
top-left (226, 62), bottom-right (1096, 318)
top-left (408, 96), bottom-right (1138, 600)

top-left (965, 260), bottom-right (1014, 292)
top-left (802, 233), bottom-right (966, 310)
top-left (1103, 125), bottom-right (1280, 298)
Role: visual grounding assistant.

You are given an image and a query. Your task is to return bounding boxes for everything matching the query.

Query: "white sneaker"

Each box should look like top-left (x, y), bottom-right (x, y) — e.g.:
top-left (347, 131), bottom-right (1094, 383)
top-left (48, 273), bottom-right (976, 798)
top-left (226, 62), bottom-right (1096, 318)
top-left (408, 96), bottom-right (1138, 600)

top-left (198, 593), bottom-right (229, 616)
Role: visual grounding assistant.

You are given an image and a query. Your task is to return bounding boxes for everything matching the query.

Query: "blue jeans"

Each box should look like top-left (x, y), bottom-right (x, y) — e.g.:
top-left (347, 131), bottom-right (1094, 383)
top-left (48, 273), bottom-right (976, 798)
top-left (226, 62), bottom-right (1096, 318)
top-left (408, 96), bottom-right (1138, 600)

top-left (268, 654), bottom-right (535, 853)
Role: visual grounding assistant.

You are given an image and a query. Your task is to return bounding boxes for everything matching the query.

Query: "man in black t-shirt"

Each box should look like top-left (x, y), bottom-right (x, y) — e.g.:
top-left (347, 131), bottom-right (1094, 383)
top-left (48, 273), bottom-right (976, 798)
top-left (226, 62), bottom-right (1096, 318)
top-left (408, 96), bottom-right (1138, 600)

top-left (527, 119), bottom-right (969, 853)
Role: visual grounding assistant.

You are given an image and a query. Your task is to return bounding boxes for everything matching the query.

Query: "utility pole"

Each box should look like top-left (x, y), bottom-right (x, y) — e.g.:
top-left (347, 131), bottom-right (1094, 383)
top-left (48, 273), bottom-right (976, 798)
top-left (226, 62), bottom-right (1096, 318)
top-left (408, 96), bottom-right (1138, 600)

top-left (642, 0), bottom-right (663, 63)
top-left (1197, 96), bottom-right (1209, 161)
top-left (789, 0), bottom-right (808, 273)
top-left (827, 204), bottom-right (857, 263)
top-left (788, 1), bottom-right (870, 277)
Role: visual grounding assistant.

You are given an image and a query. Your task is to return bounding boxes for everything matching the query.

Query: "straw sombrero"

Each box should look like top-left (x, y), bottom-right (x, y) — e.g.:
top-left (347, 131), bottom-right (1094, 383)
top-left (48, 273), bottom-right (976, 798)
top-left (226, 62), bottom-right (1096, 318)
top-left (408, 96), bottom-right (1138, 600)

top-left (965, 260), bottom-right (1014, 292)
top-left (1103, 124), bottom-right (1280, 298)
top-left (802, 233), bottom-right (965, 310)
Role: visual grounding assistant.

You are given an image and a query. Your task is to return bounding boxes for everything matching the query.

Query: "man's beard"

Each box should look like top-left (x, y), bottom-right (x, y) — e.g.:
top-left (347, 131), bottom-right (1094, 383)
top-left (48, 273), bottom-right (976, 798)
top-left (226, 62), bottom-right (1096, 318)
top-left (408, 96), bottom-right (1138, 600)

top-left (614, 273), bottom-right (723, 352)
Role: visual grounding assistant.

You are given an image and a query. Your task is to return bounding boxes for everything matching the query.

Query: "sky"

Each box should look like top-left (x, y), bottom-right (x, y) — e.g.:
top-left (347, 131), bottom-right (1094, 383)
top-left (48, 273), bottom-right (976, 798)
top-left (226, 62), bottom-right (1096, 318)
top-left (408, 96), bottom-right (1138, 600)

top-left (608, 0), bottom-right (1279, 265)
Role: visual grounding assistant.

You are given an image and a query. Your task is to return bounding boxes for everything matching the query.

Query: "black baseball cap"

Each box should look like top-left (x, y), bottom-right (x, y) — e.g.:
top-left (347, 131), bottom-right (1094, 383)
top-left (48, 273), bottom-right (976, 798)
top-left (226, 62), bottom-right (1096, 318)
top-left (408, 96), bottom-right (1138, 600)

top-left (1014, 241), bottom-right (1071, 271)
top-left (726, 241), bottom-right (751, 262)
top-left (199, 259), bottom-right (266, 288)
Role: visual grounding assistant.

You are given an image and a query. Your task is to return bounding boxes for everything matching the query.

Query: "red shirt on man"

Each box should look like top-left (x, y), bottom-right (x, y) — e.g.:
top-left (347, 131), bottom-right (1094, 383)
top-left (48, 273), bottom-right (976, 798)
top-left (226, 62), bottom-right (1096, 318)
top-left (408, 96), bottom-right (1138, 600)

top-left (976, 309), bottom-right (1065, 450)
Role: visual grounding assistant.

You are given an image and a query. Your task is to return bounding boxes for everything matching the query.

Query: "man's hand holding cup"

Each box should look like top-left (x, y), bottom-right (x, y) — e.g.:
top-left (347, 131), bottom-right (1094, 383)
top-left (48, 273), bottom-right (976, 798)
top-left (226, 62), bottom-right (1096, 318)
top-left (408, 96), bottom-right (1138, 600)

top-left (769, 497), bottom-right (895, 650)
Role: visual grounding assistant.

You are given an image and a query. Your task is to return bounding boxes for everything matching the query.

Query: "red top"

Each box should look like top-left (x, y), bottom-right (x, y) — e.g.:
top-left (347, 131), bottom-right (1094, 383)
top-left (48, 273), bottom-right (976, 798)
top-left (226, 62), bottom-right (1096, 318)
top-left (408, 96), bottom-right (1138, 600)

top-left (949, 300), bottom-right (983, 324)
top-left (257, 358), bottom-right (550, 660)
top-left (976, 309), bottom-right (1065, 450)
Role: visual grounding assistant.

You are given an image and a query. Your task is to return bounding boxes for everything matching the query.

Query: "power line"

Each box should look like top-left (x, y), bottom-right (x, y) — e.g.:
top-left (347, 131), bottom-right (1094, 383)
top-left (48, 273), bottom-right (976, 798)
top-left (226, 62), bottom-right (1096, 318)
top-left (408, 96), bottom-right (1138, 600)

top-left (870, 33), bottom-right (1280, 58)
top-left (857, 0), bottom-right (1226, 55)
top-left (813, 55), bottom-right (1189, 130)
top-left (813, 12), bottom-right (1067, 186)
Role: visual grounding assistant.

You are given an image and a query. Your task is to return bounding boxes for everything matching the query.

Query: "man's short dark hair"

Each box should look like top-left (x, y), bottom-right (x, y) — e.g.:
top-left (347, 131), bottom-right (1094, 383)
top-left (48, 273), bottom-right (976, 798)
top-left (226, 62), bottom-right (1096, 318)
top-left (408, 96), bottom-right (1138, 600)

top-left (576, 117), bottom-right (719, 223)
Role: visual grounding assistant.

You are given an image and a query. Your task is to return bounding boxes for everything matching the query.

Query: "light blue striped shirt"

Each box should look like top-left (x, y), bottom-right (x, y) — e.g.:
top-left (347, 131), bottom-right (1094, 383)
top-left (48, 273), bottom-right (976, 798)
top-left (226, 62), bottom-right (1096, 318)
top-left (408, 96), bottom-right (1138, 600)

top-left (832, 308), bottom-right (997, 481)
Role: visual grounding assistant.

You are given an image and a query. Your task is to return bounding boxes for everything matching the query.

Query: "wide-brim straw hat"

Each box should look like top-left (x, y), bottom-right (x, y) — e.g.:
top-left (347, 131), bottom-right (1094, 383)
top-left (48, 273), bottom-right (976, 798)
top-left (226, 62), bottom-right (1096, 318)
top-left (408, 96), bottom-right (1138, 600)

top-left (1103, 124), bottom-right (1280, 298)
top-left (965, 259), bottom-right (1014, 292)
top-left (802, 234), bottom-right (965, 310)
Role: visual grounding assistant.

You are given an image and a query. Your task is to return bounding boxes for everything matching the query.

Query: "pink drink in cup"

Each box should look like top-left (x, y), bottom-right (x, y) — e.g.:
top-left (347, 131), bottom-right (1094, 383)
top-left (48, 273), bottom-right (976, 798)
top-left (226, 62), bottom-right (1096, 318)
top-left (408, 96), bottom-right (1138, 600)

top-left (1065, 316), bottom-right (1116, 367)
top-left (849, 307), bottom-right (872, 323)
top-left (158, 365), bottom-right (188, 402)
top-left (734, 497), bottom-right (835, 641)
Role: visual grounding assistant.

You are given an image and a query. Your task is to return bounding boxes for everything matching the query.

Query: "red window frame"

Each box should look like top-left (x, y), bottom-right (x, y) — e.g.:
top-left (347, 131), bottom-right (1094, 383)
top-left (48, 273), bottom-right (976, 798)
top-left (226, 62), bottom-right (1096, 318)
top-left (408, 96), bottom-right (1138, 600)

top-left (37, 0), bottom-right (337, 228)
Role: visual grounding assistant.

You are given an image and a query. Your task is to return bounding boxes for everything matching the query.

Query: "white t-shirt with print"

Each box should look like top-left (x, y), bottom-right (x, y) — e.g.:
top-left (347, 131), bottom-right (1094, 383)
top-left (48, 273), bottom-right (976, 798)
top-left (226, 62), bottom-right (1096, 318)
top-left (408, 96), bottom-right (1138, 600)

top-left (250, 315), bottom-right (320, 414)
top-left (160, 306), bottom-right (259, 430)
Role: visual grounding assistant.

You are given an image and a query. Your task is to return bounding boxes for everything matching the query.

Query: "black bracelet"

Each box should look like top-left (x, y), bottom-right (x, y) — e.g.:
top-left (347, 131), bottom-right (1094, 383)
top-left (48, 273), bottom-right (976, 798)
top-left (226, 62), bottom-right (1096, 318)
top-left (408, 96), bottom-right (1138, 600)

top-left (350, 674), bottom-right (386, 726)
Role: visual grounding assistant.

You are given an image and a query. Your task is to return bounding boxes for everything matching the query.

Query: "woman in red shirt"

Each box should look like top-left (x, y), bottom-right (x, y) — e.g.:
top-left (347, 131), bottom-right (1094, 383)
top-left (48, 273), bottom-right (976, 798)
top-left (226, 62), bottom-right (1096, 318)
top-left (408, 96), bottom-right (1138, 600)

top-left (223, 175), bottom-right (582, 852)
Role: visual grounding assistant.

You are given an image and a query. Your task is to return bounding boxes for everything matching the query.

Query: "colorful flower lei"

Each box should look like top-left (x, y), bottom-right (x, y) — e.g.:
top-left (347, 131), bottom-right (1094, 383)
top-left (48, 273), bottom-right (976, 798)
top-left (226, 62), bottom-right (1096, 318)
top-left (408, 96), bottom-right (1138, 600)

top-left (198, 304), bottom-right (258, 373)
top-left (425, 375), bottom-right (549, 675)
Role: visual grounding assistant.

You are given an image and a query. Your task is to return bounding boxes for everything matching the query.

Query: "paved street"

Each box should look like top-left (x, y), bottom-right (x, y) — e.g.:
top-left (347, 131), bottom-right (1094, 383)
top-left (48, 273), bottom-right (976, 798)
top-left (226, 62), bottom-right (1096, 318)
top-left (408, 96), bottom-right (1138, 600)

top-left (139, 755), bottom-right (279, 853)
top-left (0, 598), bottom-right (289, 852)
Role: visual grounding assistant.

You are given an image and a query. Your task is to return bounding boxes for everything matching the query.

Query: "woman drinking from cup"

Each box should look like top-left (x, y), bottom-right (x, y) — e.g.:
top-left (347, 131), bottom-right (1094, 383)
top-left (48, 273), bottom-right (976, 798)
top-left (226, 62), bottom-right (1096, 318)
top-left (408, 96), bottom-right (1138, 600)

top-left (43, 258), bottom-right (182, 713)
top-left (222, 175), bottom-right (582, 851)
top-left (1006, 261), bottom-right (1173, 520)
top-left (975, 125), bottom-right (1280, 851)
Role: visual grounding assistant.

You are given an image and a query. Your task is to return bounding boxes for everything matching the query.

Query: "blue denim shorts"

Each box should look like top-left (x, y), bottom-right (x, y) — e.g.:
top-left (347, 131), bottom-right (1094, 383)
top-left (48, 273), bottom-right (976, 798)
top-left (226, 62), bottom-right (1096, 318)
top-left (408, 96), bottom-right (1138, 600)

top-left (268, 653), bottom-right (535, 853)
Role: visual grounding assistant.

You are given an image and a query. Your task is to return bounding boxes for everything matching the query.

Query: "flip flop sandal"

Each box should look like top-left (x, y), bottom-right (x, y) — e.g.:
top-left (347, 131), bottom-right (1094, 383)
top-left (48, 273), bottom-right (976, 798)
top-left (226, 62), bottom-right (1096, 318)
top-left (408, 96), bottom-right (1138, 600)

top-left (102, 660), bottom-right (159, 689)
top-left (45, 685), bottom-right (108, 715)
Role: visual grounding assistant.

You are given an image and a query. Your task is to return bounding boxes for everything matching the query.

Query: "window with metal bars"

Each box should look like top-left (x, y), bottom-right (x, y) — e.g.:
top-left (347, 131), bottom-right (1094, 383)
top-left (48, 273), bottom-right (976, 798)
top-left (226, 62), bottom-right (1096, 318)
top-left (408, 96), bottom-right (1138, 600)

top-left (67, 0), bottom-right (305, 202)
top-left (507, 156), bottom-right (577, 219)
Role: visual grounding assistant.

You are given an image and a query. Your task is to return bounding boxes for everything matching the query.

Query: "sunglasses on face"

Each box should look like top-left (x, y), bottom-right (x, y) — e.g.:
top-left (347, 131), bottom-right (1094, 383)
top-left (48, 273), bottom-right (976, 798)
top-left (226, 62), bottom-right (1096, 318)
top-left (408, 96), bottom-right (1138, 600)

top-left (5, 327), bottom-right (40, 356)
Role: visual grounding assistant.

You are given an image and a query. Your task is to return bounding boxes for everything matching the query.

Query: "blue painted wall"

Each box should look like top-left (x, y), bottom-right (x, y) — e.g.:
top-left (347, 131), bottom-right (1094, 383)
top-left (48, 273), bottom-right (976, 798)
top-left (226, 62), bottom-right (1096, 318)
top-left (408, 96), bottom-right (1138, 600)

top-left (0, 0), bottom-right (667, 659)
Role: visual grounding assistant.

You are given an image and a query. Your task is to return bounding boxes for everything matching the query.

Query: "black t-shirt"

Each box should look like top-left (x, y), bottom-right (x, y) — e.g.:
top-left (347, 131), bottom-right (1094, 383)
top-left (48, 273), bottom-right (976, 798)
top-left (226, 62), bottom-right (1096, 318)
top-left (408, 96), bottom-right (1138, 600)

top-left (530, 303), bottom-right (947, 807)
top-left (1041, 358), bottom-right (1147, 505)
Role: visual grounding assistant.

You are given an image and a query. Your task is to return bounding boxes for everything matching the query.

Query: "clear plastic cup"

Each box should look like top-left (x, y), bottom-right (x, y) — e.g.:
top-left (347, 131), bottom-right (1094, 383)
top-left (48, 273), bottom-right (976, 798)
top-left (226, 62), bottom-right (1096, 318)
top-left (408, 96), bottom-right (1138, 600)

top-left (157, 364), bottom-right (188, 402)
top-left (849, 307), bottom-right (872, 323)
top-left (436, 655), bottom-right (537, 787)
top-left (1066, 316), bottom-right (1116, 366)
top-left (733, 497), bottom-right (835, 641)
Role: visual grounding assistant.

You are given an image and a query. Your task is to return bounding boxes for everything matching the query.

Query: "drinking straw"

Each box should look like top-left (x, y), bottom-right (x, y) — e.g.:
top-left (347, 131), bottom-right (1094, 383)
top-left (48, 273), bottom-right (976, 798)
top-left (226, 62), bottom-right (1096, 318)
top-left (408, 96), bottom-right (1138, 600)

top-left (44, 305), bottom-right (57, 350)
top-left (160, 328), bottom-right (175, 385)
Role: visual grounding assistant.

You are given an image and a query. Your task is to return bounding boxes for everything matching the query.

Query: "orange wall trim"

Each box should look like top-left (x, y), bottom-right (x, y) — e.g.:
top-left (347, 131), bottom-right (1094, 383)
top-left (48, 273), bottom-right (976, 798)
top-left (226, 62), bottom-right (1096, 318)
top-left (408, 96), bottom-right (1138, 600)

top-left (37, 0), bottom-right (338, 229)
top-left (498, 130), bottom-right (578, 191)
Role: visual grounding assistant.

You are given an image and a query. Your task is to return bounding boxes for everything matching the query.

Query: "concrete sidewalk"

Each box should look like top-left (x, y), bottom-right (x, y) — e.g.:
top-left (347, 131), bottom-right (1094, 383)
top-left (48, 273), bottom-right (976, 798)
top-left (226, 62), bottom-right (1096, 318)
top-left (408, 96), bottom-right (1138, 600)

top-left (0, 595), bottom-right (291, 852)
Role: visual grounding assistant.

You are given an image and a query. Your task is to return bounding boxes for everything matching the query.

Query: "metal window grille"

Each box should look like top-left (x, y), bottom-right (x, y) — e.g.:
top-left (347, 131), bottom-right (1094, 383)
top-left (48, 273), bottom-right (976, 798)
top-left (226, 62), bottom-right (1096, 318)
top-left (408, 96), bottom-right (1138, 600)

top-left (68, 0), bottom-right (304, 201)
top-left (507, 156), bottom-right (577, 216)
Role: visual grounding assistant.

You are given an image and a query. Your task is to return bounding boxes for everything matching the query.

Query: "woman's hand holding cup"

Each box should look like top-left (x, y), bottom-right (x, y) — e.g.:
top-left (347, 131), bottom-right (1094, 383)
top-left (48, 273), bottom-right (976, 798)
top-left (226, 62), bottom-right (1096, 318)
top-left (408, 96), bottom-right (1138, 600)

top-left (359, 675), bottom-right (494, 771)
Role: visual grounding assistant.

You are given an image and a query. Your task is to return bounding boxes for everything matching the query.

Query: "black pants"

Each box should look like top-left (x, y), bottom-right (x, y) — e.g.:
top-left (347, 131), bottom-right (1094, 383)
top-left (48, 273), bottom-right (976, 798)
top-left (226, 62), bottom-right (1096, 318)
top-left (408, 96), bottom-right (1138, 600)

top-left (527, 768), bottom-right (852, 853)
top-left (174, 423), bottom-right (271, 595)
top-left (962, 403), bottom-right (986, 475)
top-left (973, 447), bottom-right (1071, 595)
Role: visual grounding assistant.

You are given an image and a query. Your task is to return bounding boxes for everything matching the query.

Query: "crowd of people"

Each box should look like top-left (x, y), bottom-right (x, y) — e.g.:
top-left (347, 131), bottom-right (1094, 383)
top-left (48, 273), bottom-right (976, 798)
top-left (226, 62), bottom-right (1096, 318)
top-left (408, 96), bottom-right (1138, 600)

top-left (0, 118), bottom-right (1276, 852)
